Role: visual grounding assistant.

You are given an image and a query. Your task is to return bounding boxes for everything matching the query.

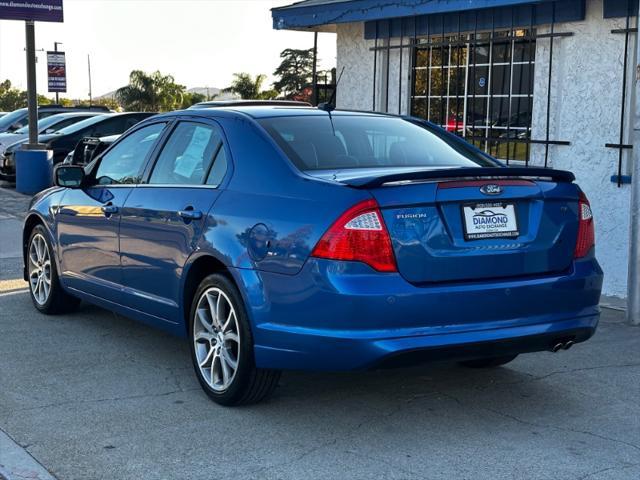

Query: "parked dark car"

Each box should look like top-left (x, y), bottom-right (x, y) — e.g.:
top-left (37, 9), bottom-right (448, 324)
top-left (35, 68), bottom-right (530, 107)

top-left (24, 106), bottom-right (602, 406)
top-left (63, 134), bottom-right (120, 166)
top-left (0, 112), bottom-right (154, 181)
top-left (0, 105), bottom-right (111, 134)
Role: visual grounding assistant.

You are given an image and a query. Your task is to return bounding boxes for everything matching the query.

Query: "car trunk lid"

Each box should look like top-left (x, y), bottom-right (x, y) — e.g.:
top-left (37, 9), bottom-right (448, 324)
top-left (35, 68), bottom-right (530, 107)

top-left (318, 167), bottom-right (580, 284)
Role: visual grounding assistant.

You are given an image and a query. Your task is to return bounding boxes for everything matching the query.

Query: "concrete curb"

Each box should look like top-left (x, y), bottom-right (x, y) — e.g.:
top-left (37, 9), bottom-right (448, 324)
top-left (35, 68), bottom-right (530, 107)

top-left (0, 429), bottom-right (57, 480)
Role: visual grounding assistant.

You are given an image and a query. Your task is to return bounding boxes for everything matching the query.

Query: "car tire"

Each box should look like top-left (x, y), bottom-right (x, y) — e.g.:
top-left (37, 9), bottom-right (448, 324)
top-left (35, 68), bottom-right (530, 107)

top-left (459, 354), bottom-right (519, 368)
top-left (188, 273), bottom-right (281, 406)
top-left (27, 225), bottom-right (80, 314)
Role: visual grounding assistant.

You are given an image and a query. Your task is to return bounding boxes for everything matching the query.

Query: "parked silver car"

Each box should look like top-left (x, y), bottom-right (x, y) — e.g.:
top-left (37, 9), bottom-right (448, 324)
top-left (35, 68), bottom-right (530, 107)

top-left (0, 112), bottom-right (101, 157)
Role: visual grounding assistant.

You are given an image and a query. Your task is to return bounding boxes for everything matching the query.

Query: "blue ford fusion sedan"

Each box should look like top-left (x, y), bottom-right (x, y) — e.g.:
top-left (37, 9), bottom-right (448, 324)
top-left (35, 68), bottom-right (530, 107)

top-left (23, 104), bottom-right (603, 405)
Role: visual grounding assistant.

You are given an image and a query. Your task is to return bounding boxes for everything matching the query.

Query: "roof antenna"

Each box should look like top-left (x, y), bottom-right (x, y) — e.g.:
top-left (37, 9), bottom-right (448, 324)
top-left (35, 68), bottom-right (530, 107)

top-left (318, 66), bottom-right (344, 112)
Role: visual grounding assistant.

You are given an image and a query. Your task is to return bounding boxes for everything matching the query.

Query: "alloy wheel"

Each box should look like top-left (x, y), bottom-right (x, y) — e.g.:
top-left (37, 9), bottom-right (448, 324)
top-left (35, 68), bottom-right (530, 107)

top-left (28, 233), bottom-right (52, 306)
top-left (193, 287), bottom-right (241, 392)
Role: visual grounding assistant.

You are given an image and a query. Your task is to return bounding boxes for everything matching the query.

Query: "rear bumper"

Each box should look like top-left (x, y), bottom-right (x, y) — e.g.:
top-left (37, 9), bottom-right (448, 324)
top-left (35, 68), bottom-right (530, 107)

top-left (255, 313), bottom-right (598, 370)
top-left (241, 256), bottom-right (603, 371)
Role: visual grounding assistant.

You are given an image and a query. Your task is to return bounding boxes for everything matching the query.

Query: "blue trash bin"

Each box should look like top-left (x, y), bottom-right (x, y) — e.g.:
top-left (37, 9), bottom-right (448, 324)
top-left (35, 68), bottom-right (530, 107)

top-left (15, 149), bottom-right (53, 195)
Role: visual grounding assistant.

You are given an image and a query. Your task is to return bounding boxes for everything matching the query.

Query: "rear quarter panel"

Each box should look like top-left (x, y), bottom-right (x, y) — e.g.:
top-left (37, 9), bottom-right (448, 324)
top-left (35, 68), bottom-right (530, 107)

top-left (196, 115), bottom-right (369, 275)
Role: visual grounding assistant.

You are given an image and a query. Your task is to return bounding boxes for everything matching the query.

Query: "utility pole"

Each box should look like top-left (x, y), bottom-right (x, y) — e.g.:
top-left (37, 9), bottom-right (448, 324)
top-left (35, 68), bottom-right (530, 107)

top-left (53, 41), bottom-right (63, 104)
top-left (627, 1), bottom-right (640, 325)
top-left (87, 54), bottom-right (93, 106)
top-left (24, 20), bottom-right (39, 148)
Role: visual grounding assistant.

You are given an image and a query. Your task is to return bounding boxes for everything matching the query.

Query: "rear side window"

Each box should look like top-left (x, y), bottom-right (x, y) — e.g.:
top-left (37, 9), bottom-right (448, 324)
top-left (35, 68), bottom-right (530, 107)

top-left (48, 116), bottom-right (90, 131)
top-left (259, 115), bottom-right (496, 171)
top-left (149, 121), bottom-right (224, 185)
top-left (94, 123), bottom-right (165, 185)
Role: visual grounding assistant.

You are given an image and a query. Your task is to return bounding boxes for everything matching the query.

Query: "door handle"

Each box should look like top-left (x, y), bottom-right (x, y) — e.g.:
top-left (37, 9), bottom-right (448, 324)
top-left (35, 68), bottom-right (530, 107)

top-left (178, 209), bottom-right (202, 221)
top-left (101, 204), bottom-right (118, 215)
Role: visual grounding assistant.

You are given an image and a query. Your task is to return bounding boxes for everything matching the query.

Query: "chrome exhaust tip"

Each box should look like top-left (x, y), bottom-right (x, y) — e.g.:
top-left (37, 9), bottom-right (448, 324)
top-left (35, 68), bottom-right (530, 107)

top-left (551, 342), bottom-right (563, 353)
top-left (563, 340), bottom-right (575, 350)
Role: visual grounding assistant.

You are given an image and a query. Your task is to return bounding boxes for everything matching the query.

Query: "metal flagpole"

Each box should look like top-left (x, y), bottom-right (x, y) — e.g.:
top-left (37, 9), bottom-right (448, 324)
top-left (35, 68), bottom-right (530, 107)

top-left (25, 20), bottom-right (39, 148)
top-left (54, 41), bottom-right (63, 104)
top-left (87, 54), bottom-right (93, 106)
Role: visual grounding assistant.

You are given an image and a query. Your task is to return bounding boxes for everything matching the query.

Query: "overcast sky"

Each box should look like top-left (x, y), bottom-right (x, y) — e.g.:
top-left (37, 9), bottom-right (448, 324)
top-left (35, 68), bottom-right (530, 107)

top-left (0, 0), bottom-right (336, 99)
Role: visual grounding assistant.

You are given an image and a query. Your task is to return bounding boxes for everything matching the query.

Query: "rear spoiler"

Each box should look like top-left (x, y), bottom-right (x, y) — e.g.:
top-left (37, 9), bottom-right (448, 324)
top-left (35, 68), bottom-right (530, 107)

top-left (343, 167), bottom-right (575, 189)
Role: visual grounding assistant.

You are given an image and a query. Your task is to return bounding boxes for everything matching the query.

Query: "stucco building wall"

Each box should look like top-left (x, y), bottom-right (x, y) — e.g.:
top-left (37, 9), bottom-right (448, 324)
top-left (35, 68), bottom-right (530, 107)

top-left (336, 22), bottom-right (374, 111)
top-left (335, 0), bottom-right (635, 297)
top-left (529, 0), bottom-right (635, 297)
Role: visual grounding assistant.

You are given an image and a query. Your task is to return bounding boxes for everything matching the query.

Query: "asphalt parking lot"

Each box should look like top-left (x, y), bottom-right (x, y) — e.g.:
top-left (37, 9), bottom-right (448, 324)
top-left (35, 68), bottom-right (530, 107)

top-left (1, 185), bottom-right (639, 480)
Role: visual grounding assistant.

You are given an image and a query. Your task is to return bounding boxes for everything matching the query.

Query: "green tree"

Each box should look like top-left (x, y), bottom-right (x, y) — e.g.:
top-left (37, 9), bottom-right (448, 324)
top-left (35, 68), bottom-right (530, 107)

top-left (181, 91), bottom-right (207, 109)
top-left (257, 89), bottom-right (279, 100)
top-left (37, 95), bottom-right (52, 106)
top-left (116, 70), bottom-right (186, 112)
top-left (224, 73), bottom-right (273, 100)
top-left (92, 97), bottom-right (121, 111)
top-left (272, 48), bottom-right (314, 99)
top-left (0, 80), bottom-right (27, 111)
top-left (54, 97), bottom-right (74, 107)
top-left (0, 80), bottom-right (54, 111)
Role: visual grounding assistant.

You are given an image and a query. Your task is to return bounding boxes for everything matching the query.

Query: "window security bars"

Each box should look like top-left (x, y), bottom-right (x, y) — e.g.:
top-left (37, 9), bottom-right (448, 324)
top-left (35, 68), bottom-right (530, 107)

top-left (607, 1), bottom-right (636, 187)
top-left (370, 5), bottom-right (572, 167)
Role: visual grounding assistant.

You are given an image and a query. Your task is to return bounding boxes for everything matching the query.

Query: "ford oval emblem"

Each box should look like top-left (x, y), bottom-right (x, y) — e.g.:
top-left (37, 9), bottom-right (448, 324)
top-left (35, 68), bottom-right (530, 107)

top-left (480, 184), bottom-right (503, 195)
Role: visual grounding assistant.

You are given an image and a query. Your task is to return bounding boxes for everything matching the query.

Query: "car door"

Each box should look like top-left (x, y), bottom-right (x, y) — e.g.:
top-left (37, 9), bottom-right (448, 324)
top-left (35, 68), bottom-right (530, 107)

top-left (118, 118), bottom-right (229, 321)
top-left (56, 122), bottom-right (168, 303)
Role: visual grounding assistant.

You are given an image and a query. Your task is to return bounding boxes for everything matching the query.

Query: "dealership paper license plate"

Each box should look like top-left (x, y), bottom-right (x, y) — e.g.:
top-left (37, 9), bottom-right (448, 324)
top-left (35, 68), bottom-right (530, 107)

top-left (462, 202), bottom-right (519, 240)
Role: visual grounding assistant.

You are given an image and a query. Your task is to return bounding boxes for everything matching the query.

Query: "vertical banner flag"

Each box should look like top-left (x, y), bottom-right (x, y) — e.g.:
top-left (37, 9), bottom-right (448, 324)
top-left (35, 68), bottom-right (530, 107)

top-left (47, 51), bottom-right (67, 93)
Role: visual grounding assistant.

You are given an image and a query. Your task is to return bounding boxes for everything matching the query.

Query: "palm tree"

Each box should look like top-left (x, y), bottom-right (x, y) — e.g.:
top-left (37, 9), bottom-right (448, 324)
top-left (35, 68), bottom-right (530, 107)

top-left (224, 73), bottom-right (276, 100)
top-left (116, 70), bottom-right (185, 112)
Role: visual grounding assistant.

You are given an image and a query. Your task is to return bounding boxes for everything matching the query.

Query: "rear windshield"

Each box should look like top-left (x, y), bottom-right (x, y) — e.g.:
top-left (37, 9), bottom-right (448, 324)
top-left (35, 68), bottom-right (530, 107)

top-left (15, 113), bottom-right (68, 134)
top-left (0, 109), bottom-right (27, 131)
top-left (258, 115), bottom-right (496, 171)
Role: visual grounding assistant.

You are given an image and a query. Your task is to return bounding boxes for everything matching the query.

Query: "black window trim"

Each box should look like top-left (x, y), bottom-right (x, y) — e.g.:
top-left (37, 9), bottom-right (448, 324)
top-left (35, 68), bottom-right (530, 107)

top-left (86, 119), bottom-right (172, 187)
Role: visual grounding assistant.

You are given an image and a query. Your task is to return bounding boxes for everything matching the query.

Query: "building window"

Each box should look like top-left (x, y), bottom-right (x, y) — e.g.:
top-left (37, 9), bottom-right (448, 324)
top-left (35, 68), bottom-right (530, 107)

top-left (411, 29), bottom-right (535, 163)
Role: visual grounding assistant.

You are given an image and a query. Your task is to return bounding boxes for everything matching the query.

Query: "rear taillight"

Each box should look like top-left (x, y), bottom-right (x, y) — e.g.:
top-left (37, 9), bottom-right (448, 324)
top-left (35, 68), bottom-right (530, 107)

top-left (311, 199), bottom-right (397, 272)
top-left (574, 191), bottom-right (595, 258)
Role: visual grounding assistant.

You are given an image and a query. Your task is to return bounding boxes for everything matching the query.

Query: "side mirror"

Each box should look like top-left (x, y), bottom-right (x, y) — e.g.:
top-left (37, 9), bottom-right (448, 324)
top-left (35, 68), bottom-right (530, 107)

top-left (8, 122), bottom-right (21, 132)
top-left (44, 128), bottom-right (57, 134)
top-left (54, 165), bottom-right (85, 188)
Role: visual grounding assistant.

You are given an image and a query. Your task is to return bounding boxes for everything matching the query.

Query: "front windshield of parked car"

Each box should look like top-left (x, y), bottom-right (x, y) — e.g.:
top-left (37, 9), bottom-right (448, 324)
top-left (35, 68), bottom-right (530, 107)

top-left (54, 114), bottom-right (109, 135)
top-left (259, 115), bottom-right (496, 171)
top-left (15, 114), bottom-right (68, 134)
top-left (0, 109), bottom-right (27, 131)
